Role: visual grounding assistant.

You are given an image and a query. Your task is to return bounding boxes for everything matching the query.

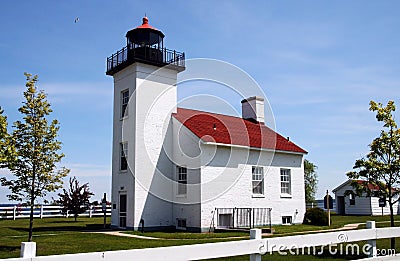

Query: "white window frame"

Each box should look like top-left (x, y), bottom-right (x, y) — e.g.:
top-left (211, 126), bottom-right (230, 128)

top-left (121, 89), bottom-right (129, 118)
top-left (177, 166), bottom-right (187, 195)
top-left (280, 168), bottom-right (291, 195)
top-left (252, 166), bottom-right (264, 195)
top-left (120, 142), bottom-right (128, 171)
top-left (347, 190), bottom-right (356, 205)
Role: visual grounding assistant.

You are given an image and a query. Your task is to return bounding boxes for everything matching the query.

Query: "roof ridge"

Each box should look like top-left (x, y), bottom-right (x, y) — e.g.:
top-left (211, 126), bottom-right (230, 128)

top-left (173, 107), bottom-right (307, 154)
top-left (175, 107), bottom-right (264, 125)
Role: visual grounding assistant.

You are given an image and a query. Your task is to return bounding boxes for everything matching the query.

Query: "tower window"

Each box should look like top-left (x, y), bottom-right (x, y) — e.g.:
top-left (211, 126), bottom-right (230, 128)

top-left (177, 166), bottom-right (187, 195)
top-left (121, 89), bottom-right (129, 118)
top-left (280, 169), bottom-right (291, 195)
top-left (120, 142), bottom-right (128, 171)
top-left (252, 166), bottom-right (264, 195)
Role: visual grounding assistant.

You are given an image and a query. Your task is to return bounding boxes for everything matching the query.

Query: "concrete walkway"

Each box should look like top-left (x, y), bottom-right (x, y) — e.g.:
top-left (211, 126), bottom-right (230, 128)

top-left (91, 231), bottom-right (160, 240)
top-left (93, 222), bottom-right (367, 240)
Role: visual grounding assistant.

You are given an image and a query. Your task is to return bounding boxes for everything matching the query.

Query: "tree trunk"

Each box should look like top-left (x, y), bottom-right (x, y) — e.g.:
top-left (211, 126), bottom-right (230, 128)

top-left (28, 193), bottom-right (35, 242)
top-left (389, 200), bottom-right (395, 249)
top-left (28, 167), bottom-right (36, 242)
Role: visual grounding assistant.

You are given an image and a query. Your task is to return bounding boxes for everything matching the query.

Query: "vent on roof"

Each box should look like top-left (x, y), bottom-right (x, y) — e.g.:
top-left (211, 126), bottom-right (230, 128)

top-left (241, 96), bottom-right (265, 124)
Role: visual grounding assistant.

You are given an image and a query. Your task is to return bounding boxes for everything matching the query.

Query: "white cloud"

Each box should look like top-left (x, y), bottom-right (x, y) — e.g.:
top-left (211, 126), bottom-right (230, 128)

top-left (41, 82), bottom-right (111, 96)
top-left (0, 164), bottom-right (111, 203)
top-left (65, 163), bottom-right (111, 178)
top-left (0, 81), bottom-right (112, 103)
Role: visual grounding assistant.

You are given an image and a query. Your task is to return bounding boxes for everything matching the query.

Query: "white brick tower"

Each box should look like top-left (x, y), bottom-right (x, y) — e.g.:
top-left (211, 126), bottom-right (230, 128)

top-left (106, 16), bottom-right (185, 229)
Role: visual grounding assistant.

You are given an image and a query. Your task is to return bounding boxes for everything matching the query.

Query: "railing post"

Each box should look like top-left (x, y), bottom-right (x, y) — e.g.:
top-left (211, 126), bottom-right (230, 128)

top-left (89, 205), bottom-right (93, 218)
top-left (20, 242), bottom-right (36, 258)
top-left (250, 229), bottom-right (262, 261)
top-left (40, 205), bottom-right (43, 219)
top-left (13, 206), bottom-right (16, 220)
top-left (366, 221), bottom-right (377, 258)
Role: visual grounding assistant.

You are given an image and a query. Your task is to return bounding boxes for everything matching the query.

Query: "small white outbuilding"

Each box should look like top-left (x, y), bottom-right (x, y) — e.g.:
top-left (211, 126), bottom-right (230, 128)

top-left (333, 179), bottom-right (399, 216)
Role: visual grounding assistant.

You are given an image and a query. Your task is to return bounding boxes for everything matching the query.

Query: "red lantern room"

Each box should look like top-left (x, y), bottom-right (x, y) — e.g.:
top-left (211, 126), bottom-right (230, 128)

top-left (106, 16), bottom-right (185, 75)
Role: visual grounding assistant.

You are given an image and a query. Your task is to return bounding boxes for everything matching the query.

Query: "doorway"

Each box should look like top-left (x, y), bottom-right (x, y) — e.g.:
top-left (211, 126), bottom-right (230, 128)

top-left (337, 196), bottom-right (345, 215)
top-left (119, 194), bottom-right (127, 228)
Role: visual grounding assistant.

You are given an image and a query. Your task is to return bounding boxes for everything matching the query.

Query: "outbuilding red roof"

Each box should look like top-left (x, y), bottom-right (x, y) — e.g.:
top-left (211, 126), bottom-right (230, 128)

top-left (356, 180), bottom-right (398, 192)
top-left (173, 108), bottom-right (307, 154)
top-left (333, 179), bottom-right (399, 193)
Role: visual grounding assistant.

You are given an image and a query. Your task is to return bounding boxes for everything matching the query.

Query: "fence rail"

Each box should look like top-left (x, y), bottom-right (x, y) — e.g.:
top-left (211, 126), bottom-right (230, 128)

top-left (8, 221), bottom-right (398, 261)
top-left (0, 205), bottom-right (111, 220)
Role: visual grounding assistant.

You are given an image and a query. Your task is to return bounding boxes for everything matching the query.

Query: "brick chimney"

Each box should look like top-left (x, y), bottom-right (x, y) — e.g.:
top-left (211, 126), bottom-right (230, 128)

top-left (241, 96), bottom-right (265, 124)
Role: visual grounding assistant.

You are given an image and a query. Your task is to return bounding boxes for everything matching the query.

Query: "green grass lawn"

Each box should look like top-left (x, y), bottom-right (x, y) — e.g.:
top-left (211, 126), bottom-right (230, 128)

top-left (124, 230), bottom-right (249, 239)
top-left (1, 215), bottom-right (400, 260)
top-left (0, 217), bottom-right (242, 259)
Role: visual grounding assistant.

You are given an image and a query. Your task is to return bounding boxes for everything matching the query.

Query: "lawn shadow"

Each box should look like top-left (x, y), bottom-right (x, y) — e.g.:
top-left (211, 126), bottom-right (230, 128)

top-left (0, 245), bottom-right (19, 252)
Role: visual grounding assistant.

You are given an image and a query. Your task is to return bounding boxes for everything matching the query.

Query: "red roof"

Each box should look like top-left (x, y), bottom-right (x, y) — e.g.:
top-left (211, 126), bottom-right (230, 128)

top-left (135, 16), bottom-right (160, 31)
top-left (356, 180), bottom-right (398, 192)
top-left (356, 180), bottom-right (380, 191)
top-left (172, 108), bottom-right (307, 154)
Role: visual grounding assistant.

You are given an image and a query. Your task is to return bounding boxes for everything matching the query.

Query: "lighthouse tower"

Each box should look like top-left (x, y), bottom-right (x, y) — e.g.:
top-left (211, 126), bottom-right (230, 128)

top-left (106, 17), bottom-right (185, 229)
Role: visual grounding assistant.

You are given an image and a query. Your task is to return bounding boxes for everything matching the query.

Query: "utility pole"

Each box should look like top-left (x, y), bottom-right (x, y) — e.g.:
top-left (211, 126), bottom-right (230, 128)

top-left (326, 190), bottom-right (331, 226)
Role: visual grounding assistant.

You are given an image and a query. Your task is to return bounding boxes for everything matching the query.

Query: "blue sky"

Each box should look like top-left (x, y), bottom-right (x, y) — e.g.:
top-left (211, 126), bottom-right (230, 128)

top-left (0, 1), bottom-right (399, 202)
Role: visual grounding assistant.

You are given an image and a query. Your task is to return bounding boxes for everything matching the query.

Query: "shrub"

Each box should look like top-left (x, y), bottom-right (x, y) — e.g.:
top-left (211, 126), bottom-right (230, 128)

top-left (303, 207), bottom-right (328, 226)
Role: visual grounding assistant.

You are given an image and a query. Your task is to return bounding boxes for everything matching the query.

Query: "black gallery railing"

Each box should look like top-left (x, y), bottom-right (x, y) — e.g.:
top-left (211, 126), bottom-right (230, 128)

top-left (106, 45), bottom-right (185, 74)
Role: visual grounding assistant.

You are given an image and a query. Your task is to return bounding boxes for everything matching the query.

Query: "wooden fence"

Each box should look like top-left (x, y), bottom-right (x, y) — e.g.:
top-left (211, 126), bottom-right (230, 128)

top-left (3, 221), bottom-right (400, 261)
top-left (0, 205), bottom-right (111, 220)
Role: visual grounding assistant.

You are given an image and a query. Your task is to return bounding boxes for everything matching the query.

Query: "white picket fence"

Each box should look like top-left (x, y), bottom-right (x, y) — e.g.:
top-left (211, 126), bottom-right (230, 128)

top-left (0, 205), bottom-right (111, 220)
top-left (4, 221), bottom-right (400, 261)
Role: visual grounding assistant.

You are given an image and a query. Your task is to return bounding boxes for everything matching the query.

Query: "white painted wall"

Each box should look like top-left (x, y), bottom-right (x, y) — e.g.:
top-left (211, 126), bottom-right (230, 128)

top-left (172, 117), bottom-right (202, 230)
top-left (111, 63), bottom-right (179, 229)
top-left (198, 144), bottom-right (305, 230)
top-left (111, 66), bottom-right (136, 228)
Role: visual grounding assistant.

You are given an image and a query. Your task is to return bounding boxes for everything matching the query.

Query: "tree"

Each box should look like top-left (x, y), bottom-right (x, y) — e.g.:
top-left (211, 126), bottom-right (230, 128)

top-left (0, 73), bottom-right (69, 242)
top-left (304, 159), bottom-right (318, 203)
top-left (347, 100), bottom-right (400, 249)
top-left (57, 176), bottom-right (94, 221)
top-left (0, 107), bottom-right (8, 162)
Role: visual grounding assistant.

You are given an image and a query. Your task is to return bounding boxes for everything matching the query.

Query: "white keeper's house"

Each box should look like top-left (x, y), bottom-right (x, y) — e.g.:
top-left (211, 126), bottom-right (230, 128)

top-left (106, 17), bottom-right (307, 232)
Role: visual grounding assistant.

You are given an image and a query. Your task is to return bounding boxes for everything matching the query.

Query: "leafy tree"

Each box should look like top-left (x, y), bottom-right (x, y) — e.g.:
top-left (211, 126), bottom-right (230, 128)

top-left (57, 176), bottom-right (94, 221)
top-left (304, 159), bottom-right (318, 203)
top-left (347, 100), bottom-right (400, 249)
top-left (0, 107), bottom-right (15, 165)
top-left (0, 107), bottom-right (8, 162)
top-left (0, 73), bottom-right (69, 242)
